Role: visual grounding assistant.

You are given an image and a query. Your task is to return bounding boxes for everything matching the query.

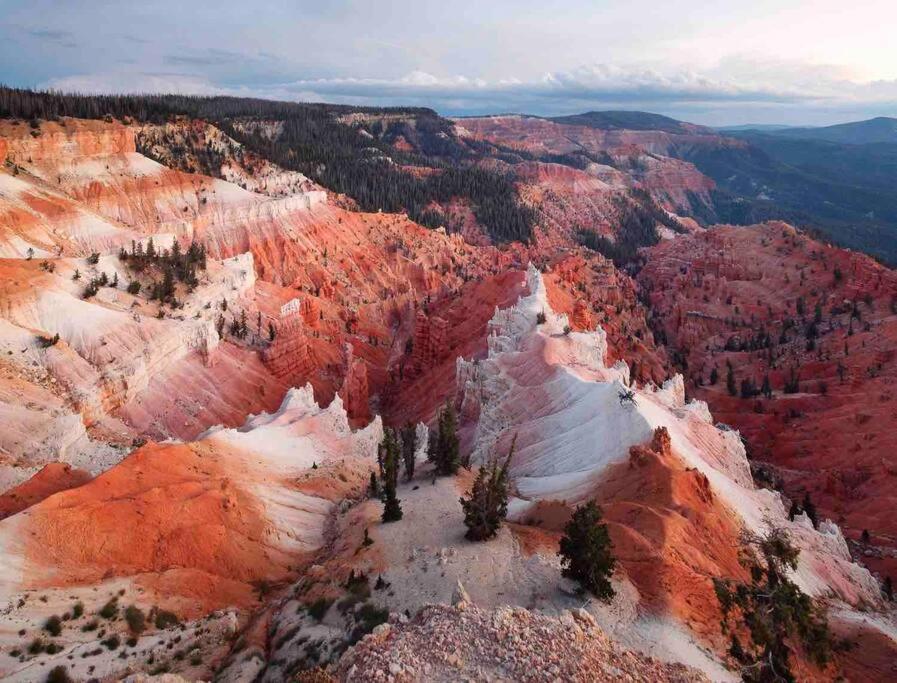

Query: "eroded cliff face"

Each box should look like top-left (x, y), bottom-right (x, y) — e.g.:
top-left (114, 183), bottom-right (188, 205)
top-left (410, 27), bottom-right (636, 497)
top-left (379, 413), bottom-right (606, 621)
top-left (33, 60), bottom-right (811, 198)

top-left (0, 119), bottom-right (522, 485)
top-left (453, 265), bottom-right (890, 677)
top-left (639, 222), bottom-right (897, 580)
top-left (2, 115), bottom-right (895, 682)
top-left (457, 115), bottom-right (721, 219)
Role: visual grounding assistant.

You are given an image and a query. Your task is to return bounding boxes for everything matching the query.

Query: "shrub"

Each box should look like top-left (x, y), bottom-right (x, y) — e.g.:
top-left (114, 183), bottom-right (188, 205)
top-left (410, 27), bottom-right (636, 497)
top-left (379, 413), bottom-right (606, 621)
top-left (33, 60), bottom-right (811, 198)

top-left (81, 619), bottom-right (98, 632)
top-left (306, 598), bottom-right (333, 623)
top-left (153, 609), bottom-right (180, 630)
top-left (98, 598), bottom-right (118, 619)
top-left (43, 615), bottom-right (62, 636)
top-left (72, 602), bottom-right (84, 618)
top-left (28, 638), bottom-right (45, 655)
top-left (46, 665), bottom-right (73, 683)
top-left (101, 635), bottom-right (120, 650)
top-left (124, 605), bottom-right (146, 634)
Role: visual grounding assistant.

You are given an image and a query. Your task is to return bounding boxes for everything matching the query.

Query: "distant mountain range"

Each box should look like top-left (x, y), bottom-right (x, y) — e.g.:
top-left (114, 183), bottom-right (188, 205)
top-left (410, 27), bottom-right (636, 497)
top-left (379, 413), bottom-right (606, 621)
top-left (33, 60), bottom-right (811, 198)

top-left (715, 124), bottom-right (796, 132)
top-left (723, 116), bottom-right (897, 144)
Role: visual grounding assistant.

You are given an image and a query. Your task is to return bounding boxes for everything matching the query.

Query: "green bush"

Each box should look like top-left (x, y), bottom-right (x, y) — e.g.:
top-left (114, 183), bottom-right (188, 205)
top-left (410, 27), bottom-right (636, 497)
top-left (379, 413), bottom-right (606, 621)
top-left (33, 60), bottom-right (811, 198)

top-left (154, 609), bottom-right (180, 630)
top-left (124, 605), bottom-right (146, 634)
top-left (98, 597), bottom-right (118, 619)
top-left (101, 635), bottom-right (120, 650)
top-left (46, 665), bottom-right (73, 683)
top-left (306, 598), bottom-right (333, 623)
top-left (43, 615), bottom-right (62, 636)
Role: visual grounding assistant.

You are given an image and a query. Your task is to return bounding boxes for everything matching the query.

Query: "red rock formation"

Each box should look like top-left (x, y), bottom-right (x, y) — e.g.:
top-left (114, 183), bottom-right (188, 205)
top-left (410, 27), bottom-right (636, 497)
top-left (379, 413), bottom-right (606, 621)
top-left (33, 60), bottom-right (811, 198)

top-left (338, 342), bottom-right (371, 423)
top-left (639, 222), bottom-right (897, 579)
top-left (0, 463), bottom-right (91, 519)
top-left (409, 310), bottom-right (450, 376)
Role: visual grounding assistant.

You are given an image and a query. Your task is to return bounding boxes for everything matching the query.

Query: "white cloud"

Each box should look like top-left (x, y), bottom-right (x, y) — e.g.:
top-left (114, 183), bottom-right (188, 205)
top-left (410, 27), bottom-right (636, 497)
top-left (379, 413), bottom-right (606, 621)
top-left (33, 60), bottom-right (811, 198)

top-left (41, 72), bottom-right (227, 96)
top-left (37, 60), bottom-right (897, 126)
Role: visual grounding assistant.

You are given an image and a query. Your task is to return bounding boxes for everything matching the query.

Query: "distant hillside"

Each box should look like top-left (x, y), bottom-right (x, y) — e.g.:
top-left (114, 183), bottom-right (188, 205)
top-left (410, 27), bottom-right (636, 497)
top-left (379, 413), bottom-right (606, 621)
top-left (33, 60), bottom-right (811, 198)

top-left (549, 110), bottom-right (709, 134)
top-left (715, 124), bottom-right (796, 132)
top-left (765, 116), bottom-right (897, 144)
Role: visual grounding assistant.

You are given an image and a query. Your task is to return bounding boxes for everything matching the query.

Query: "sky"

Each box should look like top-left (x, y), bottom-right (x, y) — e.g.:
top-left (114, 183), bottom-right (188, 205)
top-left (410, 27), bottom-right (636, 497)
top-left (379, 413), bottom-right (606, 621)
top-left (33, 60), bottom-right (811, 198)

top-left (1, 0), bottom-right (896, 126)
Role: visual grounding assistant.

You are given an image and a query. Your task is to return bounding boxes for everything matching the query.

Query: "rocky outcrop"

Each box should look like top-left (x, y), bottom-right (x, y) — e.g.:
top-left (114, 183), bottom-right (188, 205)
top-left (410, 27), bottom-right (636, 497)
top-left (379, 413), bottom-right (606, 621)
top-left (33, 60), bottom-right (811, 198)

top-left (335, 603), bottom-right (707, 682)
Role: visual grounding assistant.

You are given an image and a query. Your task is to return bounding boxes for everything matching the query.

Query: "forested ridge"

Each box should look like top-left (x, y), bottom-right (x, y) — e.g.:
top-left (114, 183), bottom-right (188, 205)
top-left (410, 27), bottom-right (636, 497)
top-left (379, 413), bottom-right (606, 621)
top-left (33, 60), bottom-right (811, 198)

top-left (0, 86), bottom-right (534, 243)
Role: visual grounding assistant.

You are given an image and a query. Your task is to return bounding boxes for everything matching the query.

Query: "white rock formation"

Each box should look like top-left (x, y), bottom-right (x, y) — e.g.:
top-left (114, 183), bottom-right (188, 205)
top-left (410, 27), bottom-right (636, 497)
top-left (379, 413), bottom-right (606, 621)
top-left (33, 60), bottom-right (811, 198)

top-left (457, 263), bottom-right (884, 608)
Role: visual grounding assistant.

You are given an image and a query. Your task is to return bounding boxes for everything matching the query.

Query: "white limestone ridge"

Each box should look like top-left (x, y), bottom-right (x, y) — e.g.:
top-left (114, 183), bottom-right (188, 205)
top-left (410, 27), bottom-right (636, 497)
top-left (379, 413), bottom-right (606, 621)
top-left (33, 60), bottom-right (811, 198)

top-left (202, 383), bottom-right (383, 470)
top-left (456, 263), bottom-right (883, 608)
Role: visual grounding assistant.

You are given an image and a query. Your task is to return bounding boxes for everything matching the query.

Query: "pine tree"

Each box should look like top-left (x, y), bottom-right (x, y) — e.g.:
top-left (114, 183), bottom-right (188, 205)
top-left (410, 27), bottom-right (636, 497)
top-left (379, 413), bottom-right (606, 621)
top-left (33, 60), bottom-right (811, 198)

top-left (884, 576), bottom-right (893, 601)
top-left (761, 374), bottom-right (772, 399)
top-left (802, 492), bottom-right (818, 529)
top-left (380, 429), bottom-right (402, 523)
top-left (709, 367), bottom-right (719, 385)
top-left (788, 498), bottom-right (801, 521)
top-left (726, 362), bottom-right (737, 397)
top-left (558, 500), bottom-right (616, 600)
top-left (368, 471), bottom-right (379, 497)
top-left (714, 527), bottom-right (835, 682)
top-left (433, 403), bottom-right (460, 476)
top-left (400, 422), bottom-right (417, 481)
top-left (460, 435), bottom-right (515, 541)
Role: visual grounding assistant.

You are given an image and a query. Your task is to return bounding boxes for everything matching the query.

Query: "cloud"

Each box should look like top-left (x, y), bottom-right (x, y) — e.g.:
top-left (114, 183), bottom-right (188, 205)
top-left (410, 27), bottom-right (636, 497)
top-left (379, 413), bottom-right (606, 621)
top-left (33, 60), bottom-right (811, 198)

top-left (280, 63), bottom-right (897, 106)
top-left (18, 27), bottom-right (78, 48)
top-left (40, 72), bottom-right (228, 96)
top-left (37, 59), bottom-right (897, 124)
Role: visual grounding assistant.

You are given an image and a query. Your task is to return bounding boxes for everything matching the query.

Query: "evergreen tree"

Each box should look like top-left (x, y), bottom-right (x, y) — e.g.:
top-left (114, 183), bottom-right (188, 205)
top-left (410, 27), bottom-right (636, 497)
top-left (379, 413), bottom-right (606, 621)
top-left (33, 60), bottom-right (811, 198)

top-left (802, 492), bottom-right (818, 529)
top-left (761, 374), bottom-right (772, 399)
top-left (433, 403), bottom-right (460, 476)
top-left (726, 361), bottom-right (737, 397)
top-left (714, 527), bottom-right (836, 682)
top-left (400, 422), bottom-right (417, 481)
top-left (558, 500), bottom-right (616, 601)
top-left (884, 576), bottom-right (893, 601)
top-left (709, 367), bottom-right (719, 385)
top-left (460, 435), bottom-right (515, 541)
top-left (784, 367), bottom-right (800, 394)
top-left (368, 471), bottom-right (379, 497)
top-left (268, 322), bottom-right (277, 342)
top-left (380, 428), bottom-right (402, 523)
